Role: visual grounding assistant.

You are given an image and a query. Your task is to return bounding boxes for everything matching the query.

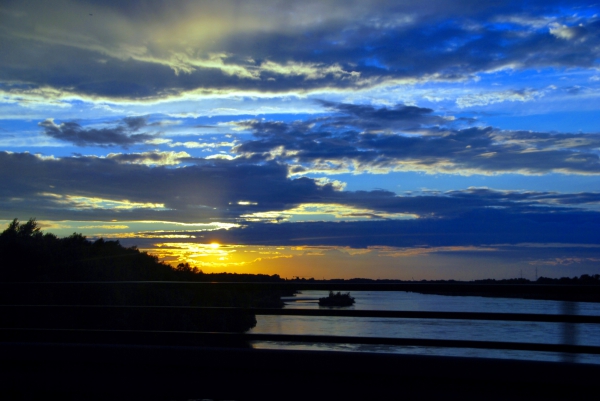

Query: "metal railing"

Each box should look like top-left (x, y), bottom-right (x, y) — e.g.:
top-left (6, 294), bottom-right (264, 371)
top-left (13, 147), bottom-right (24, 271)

top-left (2, 304), bottom-right (600, 355)
top-left (2, 281), bottom-right (600, 400)
top-left (2, 281), bottom-right (599, 352)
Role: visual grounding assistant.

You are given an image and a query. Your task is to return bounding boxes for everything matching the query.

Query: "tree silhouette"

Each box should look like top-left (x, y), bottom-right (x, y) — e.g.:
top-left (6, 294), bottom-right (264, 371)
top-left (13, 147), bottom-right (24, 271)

top-left (0, 218), bottom-right (292, 333)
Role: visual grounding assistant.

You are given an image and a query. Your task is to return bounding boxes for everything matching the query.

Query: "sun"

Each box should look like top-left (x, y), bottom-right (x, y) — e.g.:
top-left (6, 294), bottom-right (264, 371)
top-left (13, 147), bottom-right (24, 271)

top-left (209, 242), bottom-right (220, 249)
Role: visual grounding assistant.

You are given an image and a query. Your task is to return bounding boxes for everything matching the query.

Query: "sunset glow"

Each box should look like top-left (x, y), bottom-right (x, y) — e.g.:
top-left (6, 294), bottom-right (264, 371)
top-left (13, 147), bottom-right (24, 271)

top-left (2, 1), bottom-right (600, 279)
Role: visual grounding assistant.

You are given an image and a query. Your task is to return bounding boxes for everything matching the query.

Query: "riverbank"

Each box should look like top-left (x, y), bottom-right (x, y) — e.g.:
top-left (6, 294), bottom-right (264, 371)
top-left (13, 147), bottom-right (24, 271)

top-left (284, 275), bottom-right (600, 303)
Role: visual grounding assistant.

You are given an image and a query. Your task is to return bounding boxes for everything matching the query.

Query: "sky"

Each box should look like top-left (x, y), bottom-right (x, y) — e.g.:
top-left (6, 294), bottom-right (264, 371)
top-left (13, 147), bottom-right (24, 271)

top-left (2, 0), bottom-right (600, 280)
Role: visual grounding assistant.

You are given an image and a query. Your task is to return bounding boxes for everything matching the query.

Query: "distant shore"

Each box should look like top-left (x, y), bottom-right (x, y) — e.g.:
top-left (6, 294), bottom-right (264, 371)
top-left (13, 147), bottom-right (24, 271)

top-left (284, 275), bottom-right (600, 303)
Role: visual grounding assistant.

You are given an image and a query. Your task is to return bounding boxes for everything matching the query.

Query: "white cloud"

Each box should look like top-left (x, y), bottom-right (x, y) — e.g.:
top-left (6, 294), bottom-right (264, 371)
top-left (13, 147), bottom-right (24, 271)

top-left (106, 151), bottom-right (190, 166)
top-left (456, 89), bottom-right (547, 108)
top-left (549, 23), bottom-right (578, 40)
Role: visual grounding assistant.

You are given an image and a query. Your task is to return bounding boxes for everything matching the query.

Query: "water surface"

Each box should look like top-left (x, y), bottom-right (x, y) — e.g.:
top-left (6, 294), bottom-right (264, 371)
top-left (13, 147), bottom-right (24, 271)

top-left (250, 291), bottom-right (600, 363)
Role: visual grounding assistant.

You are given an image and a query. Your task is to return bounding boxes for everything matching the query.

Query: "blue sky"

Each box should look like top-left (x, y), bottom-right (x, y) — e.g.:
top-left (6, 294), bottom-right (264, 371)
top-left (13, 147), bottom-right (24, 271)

top-left (2, 0), bottom-right (600, 279)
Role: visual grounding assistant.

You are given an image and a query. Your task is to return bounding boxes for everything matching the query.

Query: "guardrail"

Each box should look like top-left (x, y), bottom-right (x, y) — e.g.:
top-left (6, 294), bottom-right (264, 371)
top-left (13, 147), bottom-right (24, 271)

top-left (2, 305), bottom-right (600, 354)
top-left (2, 281), bottom-right (600, 400)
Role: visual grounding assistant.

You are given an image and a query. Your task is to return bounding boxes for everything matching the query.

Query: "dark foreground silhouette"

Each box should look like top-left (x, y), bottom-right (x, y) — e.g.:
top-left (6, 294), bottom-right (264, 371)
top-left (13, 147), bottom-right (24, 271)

top-left (0, 218), bottom-right (291, 334)
top-left (319, 291), bottom-right (356, 306)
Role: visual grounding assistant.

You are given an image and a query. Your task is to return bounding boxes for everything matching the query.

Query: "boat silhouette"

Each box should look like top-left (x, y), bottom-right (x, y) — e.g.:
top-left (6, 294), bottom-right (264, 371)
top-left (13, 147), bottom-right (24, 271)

top-left (318, 291), bottom-right (355, 307)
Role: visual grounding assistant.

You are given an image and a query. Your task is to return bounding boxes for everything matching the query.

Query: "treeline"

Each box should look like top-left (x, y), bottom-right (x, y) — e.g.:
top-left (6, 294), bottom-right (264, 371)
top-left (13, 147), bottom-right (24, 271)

top-left (286, 275), bottom-right (600, 285)
top-left (284, 274), bottom-right (600, 303)
top-left (0, 218), bottom-right (288, 333)
top-left (173, 262), bottom-right (283, 283)
top-left (1, 218), bottom-right (172, 282)
top-left (474, 275), bottom-right (600, 285)
top-left (0, 218), bottom-right (282, 284)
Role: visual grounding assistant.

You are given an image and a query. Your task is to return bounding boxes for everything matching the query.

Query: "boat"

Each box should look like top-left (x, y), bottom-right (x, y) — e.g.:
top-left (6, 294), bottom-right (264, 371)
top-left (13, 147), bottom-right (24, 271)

top-left (318, 291), bottom-right (355, 307)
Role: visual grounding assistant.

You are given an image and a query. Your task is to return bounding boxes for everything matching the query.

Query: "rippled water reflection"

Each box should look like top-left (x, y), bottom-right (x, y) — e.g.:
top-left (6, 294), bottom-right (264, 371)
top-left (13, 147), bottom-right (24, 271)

top-left (250, 290), bottom-right (600, 363)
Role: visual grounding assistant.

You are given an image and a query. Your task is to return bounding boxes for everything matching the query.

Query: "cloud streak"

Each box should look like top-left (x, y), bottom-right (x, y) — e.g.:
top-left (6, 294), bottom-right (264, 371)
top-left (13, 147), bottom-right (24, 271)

top-left (235, 101), bottom-right (600, 175)
top-left (2, 150), bottom-right (600, 232)
top-left (39, 116), bottom-right (156, 147)
top-left (183, 208), bottom-right (600, 249)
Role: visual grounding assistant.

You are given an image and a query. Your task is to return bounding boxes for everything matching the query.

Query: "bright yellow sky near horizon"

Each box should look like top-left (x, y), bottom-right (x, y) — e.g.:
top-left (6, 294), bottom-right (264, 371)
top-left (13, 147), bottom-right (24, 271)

top-left (141, 242), bottom-right (575, 281)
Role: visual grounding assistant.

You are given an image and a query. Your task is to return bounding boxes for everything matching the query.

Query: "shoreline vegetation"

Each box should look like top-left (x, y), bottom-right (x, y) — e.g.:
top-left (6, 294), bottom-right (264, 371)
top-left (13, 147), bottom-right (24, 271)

top-left (0, 218), bottom-right (291, 336)
top-left (287, 276), bottom-right (600, 303)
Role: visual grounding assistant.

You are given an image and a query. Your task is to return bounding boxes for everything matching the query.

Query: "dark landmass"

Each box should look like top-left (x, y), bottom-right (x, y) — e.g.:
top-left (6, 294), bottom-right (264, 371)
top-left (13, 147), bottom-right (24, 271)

top-left (318, 291), bottom-right (355, 307)
top-left (0, 218), bottom-right (292, 335)
top-left (287, 275), bottom-right (600, 303)
top-left (288, 276), bottom-right (600, 285)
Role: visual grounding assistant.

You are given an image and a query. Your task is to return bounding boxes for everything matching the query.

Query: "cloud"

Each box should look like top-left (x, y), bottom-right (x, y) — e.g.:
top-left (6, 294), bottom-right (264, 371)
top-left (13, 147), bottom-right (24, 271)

top-left (529, 257), bottom-right (600, 266)
top-left (1, 1), bottom-right (599, 100)
top-left (456, 88), bottom-right (548, 108)
top-left (0, 151), bottom-right (347, 221)
top-left (0, 83), bottom-right (72, 109)
top-left (335, 187), bottom-right (600, 218)
top-left (234, 101), bottom-right (600, 175)
top-left (106, 151), bottom-right (190, 165)
top-left (372, 245), bottom-right (498, 258)
top-left (122, 116), bottom-right (148, 131)
top-left (2, 150), bottom-right (600, 230)
top-left (39, 116), bottom-right (156, 147)
top-left (167, 140), bottom-right (237, 149)
top-left (239, 202), bottom-right (417, 223)
top-left (317, 100), bottom-right (450, 130)
top-left (191, 207), bottom-right (600, 248)
top-left (3, 149), bottom-right (600, 252)
top-left (548, 22), bottom-right (589, 41)
top-left (78, 225), bottom-right (129, 229)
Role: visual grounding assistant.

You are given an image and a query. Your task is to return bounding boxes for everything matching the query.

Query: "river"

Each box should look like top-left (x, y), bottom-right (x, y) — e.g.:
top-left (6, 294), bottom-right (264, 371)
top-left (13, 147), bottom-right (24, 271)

top-left (249, 290), bottom-right (600, 364)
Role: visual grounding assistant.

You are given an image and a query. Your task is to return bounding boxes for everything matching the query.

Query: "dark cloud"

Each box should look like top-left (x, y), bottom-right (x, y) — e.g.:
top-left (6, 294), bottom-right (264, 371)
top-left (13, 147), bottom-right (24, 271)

top-left (191, 208), bottom-right (600, 248)
top-left (2, 149), bottom-right (600, 252)
top-left (329, 187), bottom-right (600, 218)
top-left (317, 101), bottom-right (448, 131)
top-left (234, 102), bottom-right (600, 175)
top-left (1, 1), bottom-right (598, 98)
top-left (122, 116), bottom-right (148, 131)
top-left (2, 150), bottom-right (600, 232)
top-left (38, 117), bottom-right (155, 147)
top-left (0, 151), bottom-right (342, 221)
top-left (440, 188), bottom-right (600, 208)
